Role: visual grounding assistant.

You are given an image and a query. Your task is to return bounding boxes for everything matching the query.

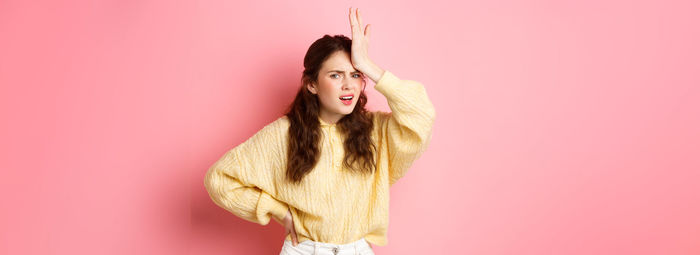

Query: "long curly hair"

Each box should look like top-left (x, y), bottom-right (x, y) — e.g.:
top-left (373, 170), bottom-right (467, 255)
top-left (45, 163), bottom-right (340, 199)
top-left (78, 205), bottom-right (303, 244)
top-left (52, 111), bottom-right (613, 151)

top-left (283, 34), bottom-right (377, 184)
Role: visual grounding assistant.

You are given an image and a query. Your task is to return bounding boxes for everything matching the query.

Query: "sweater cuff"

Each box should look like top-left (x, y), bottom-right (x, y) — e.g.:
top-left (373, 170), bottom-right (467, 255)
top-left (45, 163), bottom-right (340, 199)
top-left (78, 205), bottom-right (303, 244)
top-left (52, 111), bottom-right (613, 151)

top-left (373, 70), bottom-right (402, 101)
top-left (257, 191), bottom-right (289, 225)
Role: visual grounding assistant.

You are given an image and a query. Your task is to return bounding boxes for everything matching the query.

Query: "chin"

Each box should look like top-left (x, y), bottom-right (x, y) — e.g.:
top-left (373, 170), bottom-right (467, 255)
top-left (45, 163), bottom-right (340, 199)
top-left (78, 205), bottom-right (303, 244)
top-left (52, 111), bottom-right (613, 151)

top-left (337, 103), bottom-right (357, 115)
top-left (339, 109), bottom-right (353, 115)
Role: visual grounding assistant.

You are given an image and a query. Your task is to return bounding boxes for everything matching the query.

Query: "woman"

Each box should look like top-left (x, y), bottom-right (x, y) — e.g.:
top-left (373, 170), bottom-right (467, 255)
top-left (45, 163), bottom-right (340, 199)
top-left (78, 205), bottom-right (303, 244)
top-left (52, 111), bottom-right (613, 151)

top-left (204, 7), bottom-right (436, 255)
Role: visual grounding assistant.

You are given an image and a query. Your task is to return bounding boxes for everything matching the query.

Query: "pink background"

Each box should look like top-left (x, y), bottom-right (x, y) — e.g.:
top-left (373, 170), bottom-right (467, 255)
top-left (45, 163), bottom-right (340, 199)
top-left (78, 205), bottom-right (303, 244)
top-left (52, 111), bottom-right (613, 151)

top-left (1, 0), bottom-right (698, 254)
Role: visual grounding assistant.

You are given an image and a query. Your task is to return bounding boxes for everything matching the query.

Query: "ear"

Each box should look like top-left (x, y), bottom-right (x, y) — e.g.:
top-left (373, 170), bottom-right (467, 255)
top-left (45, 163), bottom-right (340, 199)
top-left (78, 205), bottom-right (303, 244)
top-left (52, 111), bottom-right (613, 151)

top-left (306, 81), bottom-right (318, 95)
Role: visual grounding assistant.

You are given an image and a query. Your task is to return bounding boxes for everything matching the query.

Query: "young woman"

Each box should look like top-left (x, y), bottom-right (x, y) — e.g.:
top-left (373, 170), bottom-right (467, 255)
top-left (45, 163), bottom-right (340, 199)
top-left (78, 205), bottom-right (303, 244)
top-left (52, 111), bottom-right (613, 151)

top-left (204, 7), bottom-right (436, 255)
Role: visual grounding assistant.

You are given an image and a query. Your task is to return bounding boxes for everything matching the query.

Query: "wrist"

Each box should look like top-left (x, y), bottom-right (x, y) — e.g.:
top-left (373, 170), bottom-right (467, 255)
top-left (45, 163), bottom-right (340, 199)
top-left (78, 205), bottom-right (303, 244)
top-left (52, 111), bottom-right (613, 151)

top-left (359, 61), bottom-right (385, 83)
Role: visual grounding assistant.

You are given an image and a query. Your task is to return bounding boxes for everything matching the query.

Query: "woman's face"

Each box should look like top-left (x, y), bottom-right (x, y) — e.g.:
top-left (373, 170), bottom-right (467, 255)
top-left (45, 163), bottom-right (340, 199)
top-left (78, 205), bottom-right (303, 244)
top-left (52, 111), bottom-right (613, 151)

top-left (307, 50), bottom-right (365, 124)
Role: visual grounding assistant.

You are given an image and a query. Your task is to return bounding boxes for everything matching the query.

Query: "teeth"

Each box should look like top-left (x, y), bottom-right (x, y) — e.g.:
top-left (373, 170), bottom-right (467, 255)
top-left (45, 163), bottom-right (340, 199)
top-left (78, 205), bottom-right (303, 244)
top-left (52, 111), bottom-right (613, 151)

top-left (340, 96), bottom-right (353, 100)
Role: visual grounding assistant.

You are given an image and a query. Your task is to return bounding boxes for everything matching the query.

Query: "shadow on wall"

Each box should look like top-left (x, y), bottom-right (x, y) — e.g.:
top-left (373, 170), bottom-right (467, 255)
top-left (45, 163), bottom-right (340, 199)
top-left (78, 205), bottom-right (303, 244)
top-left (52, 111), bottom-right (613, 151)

top-left (189, 51), bottom-right (301, 254)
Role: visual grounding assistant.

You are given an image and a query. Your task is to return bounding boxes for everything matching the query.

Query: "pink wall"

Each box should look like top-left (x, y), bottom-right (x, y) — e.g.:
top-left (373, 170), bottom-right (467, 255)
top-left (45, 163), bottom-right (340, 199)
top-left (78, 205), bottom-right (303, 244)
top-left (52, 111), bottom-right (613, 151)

top-left (1, 0), bottom-right (698, 254)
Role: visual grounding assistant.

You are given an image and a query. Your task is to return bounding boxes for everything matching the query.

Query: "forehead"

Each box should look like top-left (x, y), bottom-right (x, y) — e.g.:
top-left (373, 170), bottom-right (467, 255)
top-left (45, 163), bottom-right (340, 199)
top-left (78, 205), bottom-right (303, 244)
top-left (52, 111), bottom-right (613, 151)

top-left (320, 51), bottom-right (357, 73)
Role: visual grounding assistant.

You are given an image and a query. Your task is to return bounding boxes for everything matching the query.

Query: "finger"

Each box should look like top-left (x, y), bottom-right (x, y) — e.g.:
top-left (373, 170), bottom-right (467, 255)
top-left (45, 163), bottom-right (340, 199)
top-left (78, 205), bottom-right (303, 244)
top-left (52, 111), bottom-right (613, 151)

top-left (349, 7), bottom-right (355, 36)
top-left (351, 8), bottom-right (361, 37)
top-left (291, 228), bottom-right (299, 246)
top-left (290, 217), bottom-right (298, 246)
top-left (357, 8), bottom-right (363, 32)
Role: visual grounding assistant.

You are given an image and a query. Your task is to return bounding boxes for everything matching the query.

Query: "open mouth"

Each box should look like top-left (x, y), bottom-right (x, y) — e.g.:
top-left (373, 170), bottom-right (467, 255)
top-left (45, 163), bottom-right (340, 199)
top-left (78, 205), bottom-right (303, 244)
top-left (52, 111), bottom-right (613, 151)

top-left (339, 95), bottom-right (354, 105)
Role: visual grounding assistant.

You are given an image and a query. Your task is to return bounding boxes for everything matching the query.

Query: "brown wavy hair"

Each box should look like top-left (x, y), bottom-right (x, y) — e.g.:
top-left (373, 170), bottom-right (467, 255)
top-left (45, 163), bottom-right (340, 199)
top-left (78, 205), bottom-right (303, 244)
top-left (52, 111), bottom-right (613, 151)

top-left (283, 34), bottom-right (377, 184)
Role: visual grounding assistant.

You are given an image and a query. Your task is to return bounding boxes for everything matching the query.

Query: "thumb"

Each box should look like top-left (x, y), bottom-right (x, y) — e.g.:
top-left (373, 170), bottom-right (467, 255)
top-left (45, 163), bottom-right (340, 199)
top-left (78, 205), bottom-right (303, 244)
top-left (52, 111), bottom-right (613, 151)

top-left (364, 24), bottom-right (371, 41)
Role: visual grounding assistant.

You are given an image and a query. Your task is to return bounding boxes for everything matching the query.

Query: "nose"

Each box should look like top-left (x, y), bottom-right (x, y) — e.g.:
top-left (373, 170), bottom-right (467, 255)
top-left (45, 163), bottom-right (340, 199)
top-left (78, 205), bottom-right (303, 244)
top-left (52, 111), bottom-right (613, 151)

top-left (341, 77), bottom-right (355, 90)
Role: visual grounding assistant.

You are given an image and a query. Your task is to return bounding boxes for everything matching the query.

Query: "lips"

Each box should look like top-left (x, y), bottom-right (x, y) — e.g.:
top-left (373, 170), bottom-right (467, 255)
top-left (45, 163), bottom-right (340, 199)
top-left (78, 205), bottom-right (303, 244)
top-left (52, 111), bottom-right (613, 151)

top-left (339, 93), bottom-right (354, 105)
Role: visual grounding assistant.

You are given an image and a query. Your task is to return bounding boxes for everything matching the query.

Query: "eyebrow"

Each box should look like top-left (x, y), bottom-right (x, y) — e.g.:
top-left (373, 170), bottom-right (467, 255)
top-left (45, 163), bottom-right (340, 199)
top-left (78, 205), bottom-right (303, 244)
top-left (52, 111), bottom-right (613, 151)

top-left (326, 69), bottom-right (361, 74)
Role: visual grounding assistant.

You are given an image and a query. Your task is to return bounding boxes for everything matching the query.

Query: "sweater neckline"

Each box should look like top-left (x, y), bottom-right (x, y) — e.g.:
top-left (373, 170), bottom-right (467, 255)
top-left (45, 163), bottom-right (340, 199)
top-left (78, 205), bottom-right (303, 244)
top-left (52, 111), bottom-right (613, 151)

top-left (318, 116), bottom-right (337, 127)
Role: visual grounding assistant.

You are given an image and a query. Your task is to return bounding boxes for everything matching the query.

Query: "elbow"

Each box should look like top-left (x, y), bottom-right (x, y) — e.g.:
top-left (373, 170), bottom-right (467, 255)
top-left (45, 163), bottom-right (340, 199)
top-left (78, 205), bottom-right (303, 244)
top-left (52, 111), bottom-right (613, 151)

top-left (411, 80), bottom-right (436, 127)
top-left (423, 87), bottom-right (437, 125)
top-left (427, 104), bottom-right (436, 126)
top-left (203, 167), bottom-right (243, 212)
top-left (203, 167), bottom-right (219, 200)
top-left (203, 165), bottom-right (227, 201)
top-left (417, 110), bottom-right (436, 153)
top-left (420, 104), bottom-right (437, 142)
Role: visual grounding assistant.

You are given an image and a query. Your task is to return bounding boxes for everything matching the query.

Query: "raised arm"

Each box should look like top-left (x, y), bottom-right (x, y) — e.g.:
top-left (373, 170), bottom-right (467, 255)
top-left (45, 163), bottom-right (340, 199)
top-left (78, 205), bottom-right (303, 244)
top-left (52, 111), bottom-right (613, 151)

top-left (346, 8), bottom-right (436, 185)
top-left (373, 70), bottom-right (436, 186)
top-left (203, 117), bottom-right (290, 225)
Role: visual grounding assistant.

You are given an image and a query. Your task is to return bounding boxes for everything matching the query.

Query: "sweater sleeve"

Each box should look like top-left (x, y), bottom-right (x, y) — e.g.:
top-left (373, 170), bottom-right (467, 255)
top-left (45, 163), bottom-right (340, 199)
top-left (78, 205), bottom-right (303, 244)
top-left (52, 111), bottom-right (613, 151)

top-left (373, 70), bottom-right (437, 186)
top-left (203, 118), bottom-right (289, 226)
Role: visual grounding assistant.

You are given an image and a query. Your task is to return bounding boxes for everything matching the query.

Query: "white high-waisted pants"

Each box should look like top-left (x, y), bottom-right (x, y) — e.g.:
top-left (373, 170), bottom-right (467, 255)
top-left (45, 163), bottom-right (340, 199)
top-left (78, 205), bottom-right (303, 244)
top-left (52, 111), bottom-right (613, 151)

top-left (278, 237), bottom-right (375, 255)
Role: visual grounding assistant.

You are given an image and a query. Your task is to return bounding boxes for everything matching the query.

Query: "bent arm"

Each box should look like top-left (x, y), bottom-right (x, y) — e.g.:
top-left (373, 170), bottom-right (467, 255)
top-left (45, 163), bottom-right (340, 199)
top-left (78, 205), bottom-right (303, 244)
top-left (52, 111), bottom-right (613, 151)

top-left (203, 117), bottom-right (290, 225)
top-left (374, 70), bottom-right (437, 186)
top-left (204, 162), bottom-right (288, 225)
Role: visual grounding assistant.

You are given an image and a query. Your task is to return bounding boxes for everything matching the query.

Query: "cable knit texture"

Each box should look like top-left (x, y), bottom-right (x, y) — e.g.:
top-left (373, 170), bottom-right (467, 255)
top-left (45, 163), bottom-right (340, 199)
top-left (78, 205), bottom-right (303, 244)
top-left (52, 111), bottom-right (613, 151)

top-left (204, 70), bottom-right (436, 246)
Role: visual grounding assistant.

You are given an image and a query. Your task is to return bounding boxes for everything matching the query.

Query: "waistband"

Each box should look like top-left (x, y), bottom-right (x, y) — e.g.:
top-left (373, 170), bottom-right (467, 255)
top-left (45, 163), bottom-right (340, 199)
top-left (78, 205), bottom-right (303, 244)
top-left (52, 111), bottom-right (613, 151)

top-left (286, 237), bottom-right (371, 250)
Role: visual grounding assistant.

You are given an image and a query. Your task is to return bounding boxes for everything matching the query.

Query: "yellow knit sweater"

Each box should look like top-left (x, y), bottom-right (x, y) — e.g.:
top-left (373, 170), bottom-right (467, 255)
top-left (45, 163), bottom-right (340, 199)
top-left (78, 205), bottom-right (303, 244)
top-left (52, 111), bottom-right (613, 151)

top-left (203, 70), bottom-right (436, 246)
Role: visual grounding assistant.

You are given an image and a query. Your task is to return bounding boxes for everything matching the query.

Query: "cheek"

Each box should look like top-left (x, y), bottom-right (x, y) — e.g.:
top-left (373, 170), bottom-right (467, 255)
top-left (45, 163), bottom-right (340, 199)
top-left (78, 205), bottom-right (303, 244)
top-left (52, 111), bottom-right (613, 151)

top-left (349, 79), bottom-right (364, 91)
top-left (318, 82), bottom-right (339, 97)
top-left (317, 89), bottom-right (337, 106)
top-left (320, 80), bottom-right (339, 91)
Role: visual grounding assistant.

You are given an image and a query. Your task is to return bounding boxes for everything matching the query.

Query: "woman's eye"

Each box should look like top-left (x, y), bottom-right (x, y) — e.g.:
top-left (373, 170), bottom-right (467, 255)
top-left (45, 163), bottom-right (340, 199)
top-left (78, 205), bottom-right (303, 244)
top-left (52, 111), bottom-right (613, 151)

top-left (331, 73), bottom-right (361, 78)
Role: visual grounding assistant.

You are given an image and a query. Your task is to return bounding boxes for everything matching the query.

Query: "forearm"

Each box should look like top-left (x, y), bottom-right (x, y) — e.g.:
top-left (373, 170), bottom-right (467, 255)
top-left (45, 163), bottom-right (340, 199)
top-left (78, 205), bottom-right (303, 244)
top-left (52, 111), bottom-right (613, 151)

top-left (360, 61), bottom-right (385, 84)
top-left (372, 71), bottom-right (437, 185)
top-left (204, 167), bottom-right (288, 226)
